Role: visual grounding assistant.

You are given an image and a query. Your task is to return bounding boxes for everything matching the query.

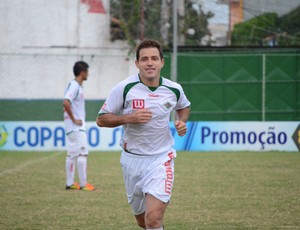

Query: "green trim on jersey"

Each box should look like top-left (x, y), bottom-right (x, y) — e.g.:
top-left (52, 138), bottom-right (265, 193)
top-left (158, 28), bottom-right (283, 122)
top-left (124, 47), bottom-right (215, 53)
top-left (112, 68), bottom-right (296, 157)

top-left (123, 81), bottom-right (139, 108)
top-left (138, 75), bottom-right (163, 92)
top-left (148, 86), bottom-right (158, 92)
top-left (122, 76), bottom-right (180, 107)
top-left (163, 85), bottom-right (180, 102)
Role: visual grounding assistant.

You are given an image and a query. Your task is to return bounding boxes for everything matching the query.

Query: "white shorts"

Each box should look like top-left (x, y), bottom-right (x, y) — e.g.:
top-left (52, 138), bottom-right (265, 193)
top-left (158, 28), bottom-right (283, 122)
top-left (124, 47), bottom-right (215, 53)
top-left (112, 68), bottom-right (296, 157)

top-left (120, 149), bottom-right (176, 215)
top-left (66, 130), bottom-right (88, 158)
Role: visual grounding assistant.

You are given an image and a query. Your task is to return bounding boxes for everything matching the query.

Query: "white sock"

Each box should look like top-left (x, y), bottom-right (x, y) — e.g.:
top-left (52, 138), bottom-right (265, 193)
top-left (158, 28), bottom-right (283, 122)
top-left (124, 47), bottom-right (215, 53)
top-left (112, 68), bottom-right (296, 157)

top-left (77, 155), bottom-right (87, 187)
top-left (66, 156), bottom-right (76, 186)
top-left (146, 227), bottom-right (163, 230)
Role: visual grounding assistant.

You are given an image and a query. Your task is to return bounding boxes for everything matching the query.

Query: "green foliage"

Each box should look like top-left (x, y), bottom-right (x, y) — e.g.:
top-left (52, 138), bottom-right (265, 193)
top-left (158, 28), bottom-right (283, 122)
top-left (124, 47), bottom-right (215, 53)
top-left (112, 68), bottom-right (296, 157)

top-left (184, 1), bottom-right (214, 46)
top-left (110, 0), bottom-right (214, 51)
top-left (279, 6), bottom-right (300, 33)
top-left (142, 1), bottom-right (164, 42)
top-left (278, 5), bottom-right (300, 45)
top-left (232, 5), bottom-right (300, 46)
top-left (110, 0), bottom-right (140, 51)
top-left (231, 13), bottom-right (279, 46)
top-left (110, 0), bottom-right (165, 53)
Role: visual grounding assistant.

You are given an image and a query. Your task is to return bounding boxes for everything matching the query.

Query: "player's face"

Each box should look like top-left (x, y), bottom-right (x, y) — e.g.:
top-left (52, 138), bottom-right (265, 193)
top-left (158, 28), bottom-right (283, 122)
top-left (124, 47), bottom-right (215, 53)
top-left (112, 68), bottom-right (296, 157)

top-left (135, 47), bottom-right (164, 86)
top-left (82, 70), bottom-right (89, 81)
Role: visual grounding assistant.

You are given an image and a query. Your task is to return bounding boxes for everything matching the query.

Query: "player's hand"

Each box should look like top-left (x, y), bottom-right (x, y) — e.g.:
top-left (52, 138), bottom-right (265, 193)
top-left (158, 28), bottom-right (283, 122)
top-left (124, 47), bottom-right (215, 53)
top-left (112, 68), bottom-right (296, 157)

top-left (73, 119), bottom-right (83, 126)
top-left (175, 120), bottom-right (187, 136)
top-left (130, 109), bottom-right (152, 124)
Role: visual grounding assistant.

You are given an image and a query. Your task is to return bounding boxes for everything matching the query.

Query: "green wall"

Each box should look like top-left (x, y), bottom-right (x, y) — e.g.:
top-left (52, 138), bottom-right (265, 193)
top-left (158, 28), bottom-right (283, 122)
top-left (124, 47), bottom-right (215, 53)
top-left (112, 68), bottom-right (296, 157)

top-left (0, 99), bottom-right (104, 121)
top-left (171, 50), bottom-right (299, 121)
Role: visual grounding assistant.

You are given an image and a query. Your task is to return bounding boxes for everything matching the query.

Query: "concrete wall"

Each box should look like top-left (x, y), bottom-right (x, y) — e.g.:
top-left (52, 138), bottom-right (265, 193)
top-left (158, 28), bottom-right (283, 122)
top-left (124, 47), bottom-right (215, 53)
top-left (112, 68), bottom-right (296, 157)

top-left (0, 0), bottom-right (124, 52)
top-left (0, 0), bottom-right (137, 100)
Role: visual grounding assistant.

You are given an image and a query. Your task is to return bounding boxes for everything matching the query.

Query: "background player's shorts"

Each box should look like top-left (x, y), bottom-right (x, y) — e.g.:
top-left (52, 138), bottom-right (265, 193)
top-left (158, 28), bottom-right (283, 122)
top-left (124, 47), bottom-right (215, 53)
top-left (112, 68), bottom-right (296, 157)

top-left (120, 149), bottom-right (176, 215)
top-left (66, 130), bottom-right (88, 158)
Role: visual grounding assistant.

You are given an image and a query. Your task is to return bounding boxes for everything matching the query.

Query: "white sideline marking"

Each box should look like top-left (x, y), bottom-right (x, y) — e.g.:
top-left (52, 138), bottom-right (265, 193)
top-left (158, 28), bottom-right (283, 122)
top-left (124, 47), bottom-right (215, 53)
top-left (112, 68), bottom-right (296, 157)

top-left (0, 152), bottom-right (62, 176)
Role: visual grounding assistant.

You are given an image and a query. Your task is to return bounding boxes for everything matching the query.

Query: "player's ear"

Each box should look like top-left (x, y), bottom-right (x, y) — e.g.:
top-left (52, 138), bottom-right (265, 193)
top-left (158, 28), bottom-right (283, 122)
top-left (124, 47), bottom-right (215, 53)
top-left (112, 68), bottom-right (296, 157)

top-left (161, 58), bottom-right (165, 67)
top-left (135, 59), bottom-right (139, 68)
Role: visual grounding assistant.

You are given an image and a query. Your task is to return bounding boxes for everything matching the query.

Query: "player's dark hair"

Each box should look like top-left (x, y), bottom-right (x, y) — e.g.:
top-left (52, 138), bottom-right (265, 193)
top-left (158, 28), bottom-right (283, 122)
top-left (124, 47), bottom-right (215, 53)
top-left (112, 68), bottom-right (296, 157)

top-left (73, 61), bottom-right (89, 77)
top-left (136, 39), bottom-right (164, 61)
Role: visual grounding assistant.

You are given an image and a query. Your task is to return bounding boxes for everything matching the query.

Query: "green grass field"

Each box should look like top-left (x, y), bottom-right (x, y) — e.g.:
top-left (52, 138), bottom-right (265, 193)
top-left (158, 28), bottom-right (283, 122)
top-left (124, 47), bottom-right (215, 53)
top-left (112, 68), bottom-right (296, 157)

top-left (0, 151), bottom-right (299, 230)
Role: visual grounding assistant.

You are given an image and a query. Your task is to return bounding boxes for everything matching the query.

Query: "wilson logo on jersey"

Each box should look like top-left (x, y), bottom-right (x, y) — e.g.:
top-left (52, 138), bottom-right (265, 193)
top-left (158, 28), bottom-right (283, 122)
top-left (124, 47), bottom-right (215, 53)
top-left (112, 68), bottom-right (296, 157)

top-left (148, 93), bottom-right (159, 97)
top-left (132, 99), bottom-right (145, 109)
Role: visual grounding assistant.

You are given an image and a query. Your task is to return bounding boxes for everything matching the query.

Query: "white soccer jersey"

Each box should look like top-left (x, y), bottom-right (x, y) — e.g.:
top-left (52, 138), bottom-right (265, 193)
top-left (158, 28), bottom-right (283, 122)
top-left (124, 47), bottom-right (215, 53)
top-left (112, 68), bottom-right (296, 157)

top-left (98, 74), bottom-right (191, 156)
top-left (64, 80), bottom-right (86, 134)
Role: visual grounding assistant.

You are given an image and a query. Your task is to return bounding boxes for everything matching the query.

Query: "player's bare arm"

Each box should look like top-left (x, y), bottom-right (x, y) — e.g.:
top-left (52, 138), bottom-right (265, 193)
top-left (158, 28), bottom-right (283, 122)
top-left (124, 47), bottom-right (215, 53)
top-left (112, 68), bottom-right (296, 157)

top-left (63, 99), bottom-right (83, 126)
top-left (97, 109), bottom-right (152, 128)
top-left (174, 106), bottom-right (191, 136)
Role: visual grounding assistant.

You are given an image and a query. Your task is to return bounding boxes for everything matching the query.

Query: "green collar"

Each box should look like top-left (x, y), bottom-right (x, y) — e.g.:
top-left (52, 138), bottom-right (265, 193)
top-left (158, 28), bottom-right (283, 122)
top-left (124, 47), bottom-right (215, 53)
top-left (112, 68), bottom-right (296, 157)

top-left (138, 75), bottom-right (162, 92)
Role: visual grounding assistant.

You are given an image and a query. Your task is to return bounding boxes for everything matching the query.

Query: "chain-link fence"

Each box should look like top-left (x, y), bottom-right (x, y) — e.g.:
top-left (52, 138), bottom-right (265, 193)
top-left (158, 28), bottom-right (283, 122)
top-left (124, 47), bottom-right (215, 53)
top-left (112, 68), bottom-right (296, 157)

top-left (1, 49), bottom-right (299, 122)
top-left (0, 53), bottom-right (136, 100)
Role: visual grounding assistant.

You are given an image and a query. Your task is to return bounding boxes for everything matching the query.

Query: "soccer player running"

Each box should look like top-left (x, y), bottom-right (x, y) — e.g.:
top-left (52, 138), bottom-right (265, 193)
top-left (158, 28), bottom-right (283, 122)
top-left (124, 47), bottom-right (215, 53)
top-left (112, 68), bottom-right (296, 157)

top-left (96, 40), bottom-right (191, 229)
top-left (63, 61), bottom-right (96, 191)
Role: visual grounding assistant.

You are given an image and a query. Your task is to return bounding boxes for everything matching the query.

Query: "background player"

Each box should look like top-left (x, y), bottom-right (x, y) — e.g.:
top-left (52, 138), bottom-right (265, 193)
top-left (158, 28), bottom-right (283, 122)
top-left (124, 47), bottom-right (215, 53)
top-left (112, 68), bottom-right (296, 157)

top-left (96, 40), bottom-right (190, 229)
top-left (63, 61), bottom-right (96, 191)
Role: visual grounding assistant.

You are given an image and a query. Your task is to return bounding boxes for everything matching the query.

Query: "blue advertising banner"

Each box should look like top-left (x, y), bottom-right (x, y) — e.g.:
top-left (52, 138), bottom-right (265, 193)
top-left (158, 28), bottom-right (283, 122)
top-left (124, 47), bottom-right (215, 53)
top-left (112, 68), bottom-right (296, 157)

top-left (173, 122), bottom-right (299, 152)
top-left (0, 121), bottom-right (299, 152)
top-left (0, 122), bottom-right (122, 151)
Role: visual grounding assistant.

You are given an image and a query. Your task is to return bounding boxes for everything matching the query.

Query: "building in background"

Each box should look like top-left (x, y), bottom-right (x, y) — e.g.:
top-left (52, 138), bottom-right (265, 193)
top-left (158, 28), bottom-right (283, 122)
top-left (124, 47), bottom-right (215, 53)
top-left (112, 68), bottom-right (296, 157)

top-left (202, 0), bottom-right (244, 46)
top-left (201, 0), bottom-right (243, 46)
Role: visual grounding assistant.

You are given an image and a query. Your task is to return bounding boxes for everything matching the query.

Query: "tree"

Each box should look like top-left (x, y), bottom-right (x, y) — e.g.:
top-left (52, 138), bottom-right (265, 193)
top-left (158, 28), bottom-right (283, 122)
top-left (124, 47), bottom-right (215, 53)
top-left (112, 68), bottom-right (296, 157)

top-left (231, 5), bottom-right (300, 46)
top-left (110, 0), bottom-right (214, 52)
top-left (231, 12), bottom-right (279, 46)
top-left (183, 1), bottom-right (214, 46)
top-left (110, 0), bottom-right (140, 50)
top-left (278, 5), bottom-right (300, 46)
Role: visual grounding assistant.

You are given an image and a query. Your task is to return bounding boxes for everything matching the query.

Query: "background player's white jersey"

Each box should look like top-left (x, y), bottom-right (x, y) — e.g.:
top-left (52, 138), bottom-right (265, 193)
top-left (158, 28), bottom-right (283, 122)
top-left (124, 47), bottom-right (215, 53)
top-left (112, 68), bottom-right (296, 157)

top-left (64, 80), bottom-right (86, 134)
top-left (98, 74), bottom-right (191, 156)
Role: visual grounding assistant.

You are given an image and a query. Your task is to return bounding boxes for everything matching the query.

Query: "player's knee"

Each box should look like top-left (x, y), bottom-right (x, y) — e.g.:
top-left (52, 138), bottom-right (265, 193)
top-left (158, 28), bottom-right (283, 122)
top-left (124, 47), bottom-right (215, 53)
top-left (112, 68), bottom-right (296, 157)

top-left (145, 210), bottom-right (162, 228)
